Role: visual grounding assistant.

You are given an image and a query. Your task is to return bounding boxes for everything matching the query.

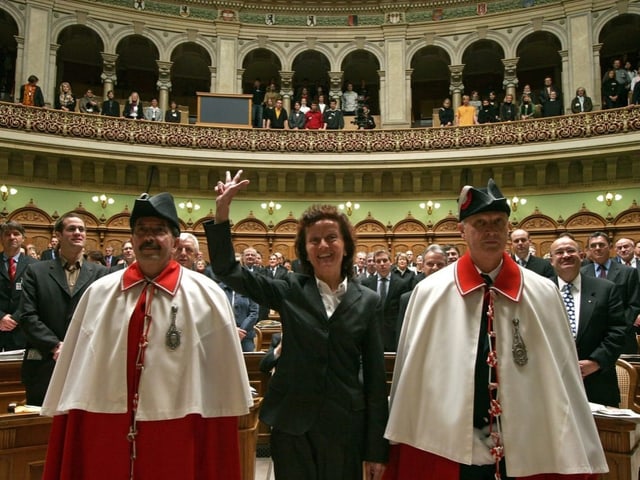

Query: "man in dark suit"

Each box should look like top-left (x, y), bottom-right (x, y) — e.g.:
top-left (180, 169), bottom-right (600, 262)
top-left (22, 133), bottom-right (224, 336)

top-left (18, 212), bottom-right (108, 405)
top-left (39, 236), bottom-right (58, 261)
top-left (581, 231), bottom-right (640, 354)
top-left (615, 237), bottom-right (639, 269)
top-left (551, 234), bottom-right (626, 406)
top-left (510, 228), bottom-right (554, 278)
top-left (361, 249), bottom-right (412, 351)
top-left (102, 245), bottom-right (119, 268)
top-left (0, 221), bottom-right (38, 351)
top-left (263, 253), bottom-right (288, 280)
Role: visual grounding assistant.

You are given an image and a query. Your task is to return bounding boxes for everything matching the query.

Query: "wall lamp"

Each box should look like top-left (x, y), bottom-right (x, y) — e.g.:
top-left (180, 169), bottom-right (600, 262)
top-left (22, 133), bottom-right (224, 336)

top-left (338, 201), bottom-right (360, 216)
top-left (511, 196), bottom-right (527, 212)
top-left (261, 201), bottom-right (282, 215)
top-left (0, 185), bottom-right (17, 202)
top-left (596, 192), bottom-right (621, 207)
top-left (419, 200), bottom-right (440, 215)
top-left (179, 199), bottom-right (201, 214)
top-left (92, 194), bottom-right (114, 209)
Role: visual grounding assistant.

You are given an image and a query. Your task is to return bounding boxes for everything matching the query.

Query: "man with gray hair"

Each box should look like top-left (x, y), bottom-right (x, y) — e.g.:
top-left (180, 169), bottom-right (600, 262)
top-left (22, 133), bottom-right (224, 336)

top-left (174, 232), bottom-right (199, 269)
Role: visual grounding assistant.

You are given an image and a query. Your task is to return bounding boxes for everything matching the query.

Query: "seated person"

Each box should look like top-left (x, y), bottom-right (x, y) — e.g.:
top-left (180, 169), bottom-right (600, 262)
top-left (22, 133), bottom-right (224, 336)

top-left (79, 89), bottom-right (100, 114)
top-left (144, 98), bottom-right (162, 121)
top-left (165, 100), bottom-right (181, 123)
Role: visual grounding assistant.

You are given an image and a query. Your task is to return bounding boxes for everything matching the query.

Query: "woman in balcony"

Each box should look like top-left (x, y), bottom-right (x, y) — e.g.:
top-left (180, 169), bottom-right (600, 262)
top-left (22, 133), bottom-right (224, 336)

top-left (602, 69), bottom-right (624, 109)
top-left (54, 82), bottom-right (76, 112)
top-left (123, 91), bottom-right (145, 119)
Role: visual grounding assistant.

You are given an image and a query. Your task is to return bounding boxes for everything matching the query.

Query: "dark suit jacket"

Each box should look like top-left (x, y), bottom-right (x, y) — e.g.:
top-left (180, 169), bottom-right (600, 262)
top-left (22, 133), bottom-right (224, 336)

top-left (39, 248), bottom-right (57, 261)
top-left (581, 261), bottom-right (640, 354)
top-left (361, 273), bottom-right (413, 351)
top-left (205, 220), bottom-right (389, 463)
top-left (259, 333), bottom-right (282, 373)
top-left (512, 254), bottom-right (555, 279)
top-left (123, 101), bottom-right (144, 119)
top-left (555, 274), bottom-right (626, 406)
top-left (262, 265), bottom-right (288, 280)
top-left (101, 99), bottom-right (121, 117)
top-left (0, 253), bottom-right (38, 350)
top-left (18, 259), bottom-right (108, 405)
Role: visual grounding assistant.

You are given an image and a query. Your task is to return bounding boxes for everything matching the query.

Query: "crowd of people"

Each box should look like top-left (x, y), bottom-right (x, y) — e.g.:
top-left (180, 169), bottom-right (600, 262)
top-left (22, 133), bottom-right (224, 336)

top-left (1, 172), bottom-right (639, 478)
top-left (249, 78), bottom-right (376, 130)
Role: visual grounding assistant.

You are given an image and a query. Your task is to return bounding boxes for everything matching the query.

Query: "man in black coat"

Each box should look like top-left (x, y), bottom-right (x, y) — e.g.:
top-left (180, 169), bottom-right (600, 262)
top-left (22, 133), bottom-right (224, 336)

top-left (551, 235), bottom-right (626, 406)
top-left (361, 250), bottom-right (413, 351)
top-left (0, 221), bottom-right (38, 351)
top-left (18, 213), bottom-right (108, 405)
top-left (510, 228), bottom-right (554, 278)
top-left (581, 231), bottom-right (640, 354)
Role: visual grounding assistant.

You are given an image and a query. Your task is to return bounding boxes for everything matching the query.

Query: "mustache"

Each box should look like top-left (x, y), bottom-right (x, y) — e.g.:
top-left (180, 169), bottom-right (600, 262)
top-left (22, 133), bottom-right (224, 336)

top-left (140, 241), bottom-right (160, 250)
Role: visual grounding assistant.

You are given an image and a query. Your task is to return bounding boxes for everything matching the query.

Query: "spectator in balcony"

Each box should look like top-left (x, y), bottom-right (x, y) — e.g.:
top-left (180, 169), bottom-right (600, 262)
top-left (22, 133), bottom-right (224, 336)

top-left (455, 95), bottom-right (477, 126)
top-left (288, 101), bottom-right (306, 129)
top-left (469, 90), bottom-right (482, 111)
top-left (323, 98), bottom-right (344, 130)
top-left (520, 93), bottom-right (535, 120)
top-left (570, 87), bottom-right (594, 113)
top-left (304, 101), bottom-right (324, 130)
top-left (488, 91), bottom-right (499, 111)
top-left (123, 91), bottom-right (144, 120)
top-left (54, 82), bottom-right (76, 112)
top-left (499, 94), bottom-right (517, 122)
top-left (144, 98), bottom-right (162, 122)
top-left (542, 90), bottom-right (563, 117)
top-left (267, 98), bottom-right (288, 129)
top-left (603, 59), bottom-right (630, 107)
top-left (438, 98), bottom-right (454, 127)
top-left (19, 75), bottom-right (45, 107)
top-left (355, 104), bottom-right (376, 129)
top-left (602, 69), bottom-right (624, 109)
top-left (342, 82), bottom-right (359, 116)
top-left (538, 76), bottom-right (562, 108)
top-left (250, 78), bottom-right (265, 128)
top-left (165, 100), bottom-right (181, 123)
top-left (101, 90), bottom-right (120, 117)
top-left (317, 94), bottom-right (327, 114)
top-left (296, 86), bottom-right (310, 107)
top-left (264, 82), bottom-right (281, 109)
top-left (477, 98), bottom-right (497, 124)
top-left (79, 89), bottom-right (100, 114)
top-left (262, 97), bottom-right (275, 128)
top-left (299, 97), bottom-right (310, 115)
top-left (520, 84), bottom-right (537, 106)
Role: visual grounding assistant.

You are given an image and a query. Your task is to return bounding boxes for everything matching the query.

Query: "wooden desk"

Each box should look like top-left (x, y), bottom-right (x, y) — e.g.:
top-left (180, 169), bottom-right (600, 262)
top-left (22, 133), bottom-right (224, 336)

top-left (0, 360), bottom-right (26, 406)
top-left (254, 320), bottom-right (281, 352)
top-left (594, 415), bottom-right (640, 480)
top-left (0, 413), bottom-right (51, 480)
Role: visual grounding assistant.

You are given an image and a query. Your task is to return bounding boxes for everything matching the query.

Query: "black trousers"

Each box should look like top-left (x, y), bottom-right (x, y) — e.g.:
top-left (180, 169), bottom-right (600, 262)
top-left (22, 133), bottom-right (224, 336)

top-left (460, 460), bottom-right (512, 480)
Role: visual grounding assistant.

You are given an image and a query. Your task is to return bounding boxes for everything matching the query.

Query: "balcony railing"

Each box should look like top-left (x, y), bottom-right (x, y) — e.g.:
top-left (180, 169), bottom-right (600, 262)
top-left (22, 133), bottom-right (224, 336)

top-left (2, 101), bottom-right (640, 154)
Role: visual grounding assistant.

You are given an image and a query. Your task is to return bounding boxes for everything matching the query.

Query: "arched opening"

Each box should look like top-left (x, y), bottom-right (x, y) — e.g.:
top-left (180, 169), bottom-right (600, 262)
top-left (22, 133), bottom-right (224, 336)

top-left (56, 25), bottom-right (104, 99)
top-left (292, 51), bottom-right (330, 103)
top-left (0, 9), bottom-right (18, 101)
top-left (410, 45), bottom-right (451, 126)
top-left (115, 35), bottom-right (159, 103)
top-left (341, 50), bottom-right (381, 114)
top-left (461, 40), bottom-right (505, 100)
top-left (516, 32), bottom-right (563, 101)
top-left (170, 42), bottom-right (212, 115)
top-left (241, 48), bottom-right (282, 94)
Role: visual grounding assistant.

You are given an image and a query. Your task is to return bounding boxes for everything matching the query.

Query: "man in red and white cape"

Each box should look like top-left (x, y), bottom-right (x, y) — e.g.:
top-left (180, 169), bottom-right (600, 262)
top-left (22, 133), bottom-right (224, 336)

top-left (383, 179), bottom-right (607, 480)
top-left (41, 192), bottom-right (253, 480)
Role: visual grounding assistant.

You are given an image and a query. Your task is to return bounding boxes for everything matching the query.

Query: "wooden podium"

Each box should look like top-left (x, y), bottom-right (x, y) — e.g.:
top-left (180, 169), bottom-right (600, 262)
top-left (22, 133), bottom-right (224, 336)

top-left (594, 415), bottom-right (640, 480)
top-left (0, 413), bottom-right (50, 480)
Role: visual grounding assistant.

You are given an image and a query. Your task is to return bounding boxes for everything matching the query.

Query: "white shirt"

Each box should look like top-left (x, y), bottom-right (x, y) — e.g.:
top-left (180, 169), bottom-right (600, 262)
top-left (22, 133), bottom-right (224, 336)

top-left (557, 274), bottom-right (582, 332)
top-left (316, 276), bottom-right (347, 318)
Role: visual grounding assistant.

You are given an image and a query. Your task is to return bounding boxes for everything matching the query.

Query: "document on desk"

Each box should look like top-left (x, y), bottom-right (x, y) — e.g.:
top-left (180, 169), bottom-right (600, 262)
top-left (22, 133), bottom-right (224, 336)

top-left (590, 402), bottom-right (640, 422)
top-left (0, 349), bottom-right (25, 361)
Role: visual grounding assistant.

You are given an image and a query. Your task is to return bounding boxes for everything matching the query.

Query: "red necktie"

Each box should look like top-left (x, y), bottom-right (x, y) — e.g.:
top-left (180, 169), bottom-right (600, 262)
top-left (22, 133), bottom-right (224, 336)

top-left (8, 257), bottom-right (16, 283)
top-left (598, 265), bottom-right (607, 279)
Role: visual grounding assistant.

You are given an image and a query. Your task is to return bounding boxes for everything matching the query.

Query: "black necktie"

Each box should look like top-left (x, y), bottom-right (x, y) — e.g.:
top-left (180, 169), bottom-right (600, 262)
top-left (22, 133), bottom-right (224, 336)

top-left (379, 277), bottom-right (388, 303)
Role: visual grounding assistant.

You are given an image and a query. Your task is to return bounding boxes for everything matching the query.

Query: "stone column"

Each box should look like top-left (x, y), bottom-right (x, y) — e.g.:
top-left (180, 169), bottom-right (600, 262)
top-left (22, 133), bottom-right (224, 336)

top-left (501, 58), bottom-right (519, 99)
top-left (48, 44), bottom-right (60, 104)
top-left (236, 68), bottom-right (245, 95)
top-left (279, 70), bottom-right (294, 113)
top-left (328, 71), bottom-right (344, 104)
top-left (209, 66), bottom-right (217, 93)
top-left (565, 11), bottom-right (595, 109)
top-left (405, 68), bottom-right (413, 126)
top-left (592, 43), bottom-right (603, 110)
top-left (156, 61), bottom-right (172, 112)
top-left (214, 22), bottom-right (241, 93)
top-left (381, 24), bottom-right (410, 127)
top-left (100, 52), bottom-right (118, 99)
top-left (12, 36), bottom-right (24, 102)
top-left (20, 3), bottom-right (53, 102)
top-left (559, 50), bottom-right (569, 114)
top-left (377, 70), bottom-right (386, 122)
top-left (449, 65), bottom-right (465, 110)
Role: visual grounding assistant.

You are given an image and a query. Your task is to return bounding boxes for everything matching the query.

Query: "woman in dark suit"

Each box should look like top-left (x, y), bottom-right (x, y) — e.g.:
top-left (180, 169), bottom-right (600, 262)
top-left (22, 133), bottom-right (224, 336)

top-left (206, 170), bottom-right (388, 480)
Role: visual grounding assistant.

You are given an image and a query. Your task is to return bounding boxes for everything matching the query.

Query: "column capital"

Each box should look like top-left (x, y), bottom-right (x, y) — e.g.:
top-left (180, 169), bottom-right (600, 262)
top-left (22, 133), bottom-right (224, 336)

top-left (449, 64), bottom-right (465, 92)
top-left (156, 60), bottom-right (173, 91)
top-left (279, 71), bottom-right (294, 97)
top-left (501, 57), bottom-right (519, 89)
top-left (328, 71), bottom-right (344, 99)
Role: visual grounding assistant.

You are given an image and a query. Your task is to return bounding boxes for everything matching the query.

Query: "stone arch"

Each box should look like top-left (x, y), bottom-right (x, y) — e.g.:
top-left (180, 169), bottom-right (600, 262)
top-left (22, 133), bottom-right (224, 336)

top-left (240, 48), bottom-right (283, 94)
top-left (410, 45), bottom-right (452, 126)
top-left (54, 24), bottom-right (105, 97)
top-left (516, 31), bottom-right (564, 97)
top-left (170, 41), bottom-right (213, 112)
top-left (115, 34), bottom-right (160, 101)
top-left (0, 7), bottom-right (20, 101)
top-left (460, 39), bottom-right (506, 98)
top-left (597, 13), bottom-right (640, 75)
top-left (340, 49), bottom-right (382, 114)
